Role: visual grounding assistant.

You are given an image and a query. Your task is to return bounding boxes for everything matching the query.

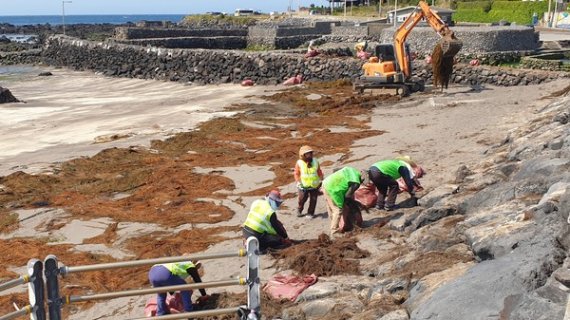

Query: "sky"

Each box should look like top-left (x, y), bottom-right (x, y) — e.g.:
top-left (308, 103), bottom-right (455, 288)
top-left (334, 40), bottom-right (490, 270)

top-left (1, 0), bottom-right (332, 16)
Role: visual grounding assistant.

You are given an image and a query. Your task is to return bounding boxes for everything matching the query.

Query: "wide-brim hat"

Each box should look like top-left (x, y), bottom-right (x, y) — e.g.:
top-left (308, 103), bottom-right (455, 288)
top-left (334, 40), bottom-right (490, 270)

top-left (396, 155), bottom-right (417, 167)
top-left (299, 145), bottom-right (314, 158)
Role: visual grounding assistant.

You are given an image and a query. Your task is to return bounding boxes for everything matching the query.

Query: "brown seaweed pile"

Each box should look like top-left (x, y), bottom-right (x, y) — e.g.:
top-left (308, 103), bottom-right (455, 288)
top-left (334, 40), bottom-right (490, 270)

top-left (270, 234), bottom-right (370, 276)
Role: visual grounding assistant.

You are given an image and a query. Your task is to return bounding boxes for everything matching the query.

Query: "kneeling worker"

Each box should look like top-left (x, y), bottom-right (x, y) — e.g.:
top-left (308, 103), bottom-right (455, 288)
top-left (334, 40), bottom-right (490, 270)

top-left (243, 189), bottom-right (292, 251)
top-left (148, 261), bottom-right (209, 316)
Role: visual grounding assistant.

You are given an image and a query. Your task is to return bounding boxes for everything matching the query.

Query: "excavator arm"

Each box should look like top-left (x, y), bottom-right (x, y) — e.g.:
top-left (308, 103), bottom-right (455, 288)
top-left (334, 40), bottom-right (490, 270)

top-left (394, 0), bottom-right (461, 78)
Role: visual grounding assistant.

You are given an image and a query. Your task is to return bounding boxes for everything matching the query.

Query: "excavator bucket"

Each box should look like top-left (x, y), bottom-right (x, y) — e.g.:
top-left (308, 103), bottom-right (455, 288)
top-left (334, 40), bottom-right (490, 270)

top-left (438, 33), bottom-right (463, 58)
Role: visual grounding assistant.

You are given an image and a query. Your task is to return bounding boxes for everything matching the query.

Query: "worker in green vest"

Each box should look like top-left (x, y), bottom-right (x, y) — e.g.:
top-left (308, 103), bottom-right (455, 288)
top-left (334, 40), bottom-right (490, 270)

top-left (242, 189), bottom-right (292, 251)
top-left (369, 156), bottom-right (422, 211)
top-left (321, 166), bottom-right (363, 235)
top-left (148, 261), bottom-right (209, 315)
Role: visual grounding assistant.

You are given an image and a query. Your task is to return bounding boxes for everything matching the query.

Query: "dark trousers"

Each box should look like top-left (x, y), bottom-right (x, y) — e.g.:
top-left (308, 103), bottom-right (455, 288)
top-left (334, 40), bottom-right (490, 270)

top-left (242, 227), bottom-right (284, 251)
top-left (298, 188), bottom-right (319, 216)
top-left (369, 166), bottom-right (399, 208)
top-left (148, 265), bottom-right (193, 315)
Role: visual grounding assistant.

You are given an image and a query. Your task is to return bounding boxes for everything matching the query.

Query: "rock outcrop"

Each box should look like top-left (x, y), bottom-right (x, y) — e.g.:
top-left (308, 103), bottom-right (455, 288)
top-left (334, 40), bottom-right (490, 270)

top-left (274, 89), bottom-right (570, 319)
top-left (0, 86), bottom-right (19, 103)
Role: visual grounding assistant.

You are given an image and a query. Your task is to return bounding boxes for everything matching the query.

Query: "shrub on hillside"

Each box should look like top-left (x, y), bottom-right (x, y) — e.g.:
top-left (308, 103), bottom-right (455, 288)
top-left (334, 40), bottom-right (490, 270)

top-left (455, 0), bottom-right (548, 24)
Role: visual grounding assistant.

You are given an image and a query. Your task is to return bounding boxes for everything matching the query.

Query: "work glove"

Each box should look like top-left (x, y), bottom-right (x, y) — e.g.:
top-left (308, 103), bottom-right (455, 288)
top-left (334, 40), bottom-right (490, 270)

top-left (296, 182), bottom-right (303, 190)
top-left (197, 295), bottom-right (210, 306)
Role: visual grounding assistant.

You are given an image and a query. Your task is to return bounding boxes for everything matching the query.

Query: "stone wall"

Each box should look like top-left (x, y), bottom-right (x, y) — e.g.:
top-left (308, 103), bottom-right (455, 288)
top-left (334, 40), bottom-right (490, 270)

top-left (42, 36), bottom-right (568, 86)
top-left (331, 25), bottom-right (369, 37)
top-left (413, 62), bottom-right (567, 87)
top-left (248, 21), bottom-right (335, 49)
top-left (0, 49), bottom-right (41, 65)
top-left (378, 26), bottom-right (539, 55)
top-left (520, 53), bottom-right (570, 72)
top-left (114, 27), bottom-right (248, 40)
top-left (115, 37), bottom-right (247, 49)
top-left (247, 25), bottom-right (278, 48)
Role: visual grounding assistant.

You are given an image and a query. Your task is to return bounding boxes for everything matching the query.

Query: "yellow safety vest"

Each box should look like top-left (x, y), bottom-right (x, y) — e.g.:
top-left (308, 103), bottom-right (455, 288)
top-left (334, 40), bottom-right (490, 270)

top-left (244, 199), bottom-right (277, 235)
top-left (297, 158), bottom-right (321, 189)
top-left (159, 261), bottom-right (195, 278)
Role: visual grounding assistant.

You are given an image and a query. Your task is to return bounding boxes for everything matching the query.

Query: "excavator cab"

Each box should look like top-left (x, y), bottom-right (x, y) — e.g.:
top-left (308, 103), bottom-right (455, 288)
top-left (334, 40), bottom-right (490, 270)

top-left (359, 43), bottom-right (412, 88)
top-left (375, 43), bottom-right (412, 74)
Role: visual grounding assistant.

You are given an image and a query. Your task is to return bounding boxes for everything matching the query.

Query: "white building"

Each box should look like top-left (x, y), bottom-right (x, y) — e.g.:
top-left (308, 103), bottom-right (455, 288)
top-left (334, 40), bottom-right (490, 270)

top-left (0, 34), bottom-right (39, 44)
top-left (387, 6), bottom-right (455, 25)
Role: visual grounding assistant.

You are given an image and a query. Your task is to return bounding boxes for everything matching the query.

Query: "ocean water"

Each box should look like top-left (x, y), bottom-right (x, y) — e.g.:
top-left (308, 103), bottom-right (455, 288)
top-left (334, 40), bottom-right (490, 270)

top-left (0, 14), bottom-right (187, 26)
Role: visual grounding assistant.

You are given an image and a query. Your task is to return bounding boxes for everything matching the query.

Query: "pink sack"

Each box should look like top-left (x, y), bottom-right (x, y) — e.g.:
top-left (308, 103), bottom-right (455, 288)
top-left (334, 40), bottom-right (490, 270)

top-left (304, 50), bottom-right (320, 58)
top-left (144, 292), bottom-right (185, 317)
top-left (469, 59), bottom-right (480, 66)
top-left (241, 79), bottom-right (254, 86)
top-left (357, 50), bottom-right (371, 60)
top-left (283, 75), bottom-right (303, 86)
top-left (263, 274), bottom-right (318, 301)
top-left (354, 183), bottom-right (378, 209)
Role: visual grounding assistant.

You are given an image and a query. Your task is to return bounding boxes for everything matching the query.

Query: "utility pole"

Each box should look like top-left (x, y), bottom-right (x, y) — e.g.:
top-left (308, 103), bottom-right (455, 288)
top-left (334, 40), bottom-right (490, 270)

top-left (62, 1), bottom-right (72, 35)
top-left (344, 0), bottom-right (347, 19)
top-left (553, 0), bottom-right (559, 28)
top-left (546, 0), bottom-right (552, 28)
top-left (394, 0), bottom-right (398, 27)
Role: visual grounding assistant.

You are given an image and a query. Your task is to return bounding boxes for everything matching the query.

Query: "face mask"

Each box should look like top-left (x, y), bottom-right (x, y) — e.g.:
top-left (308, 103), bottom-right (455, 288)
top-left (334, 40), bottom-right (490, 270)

top-left (268, 198), bottom-right (282, 211)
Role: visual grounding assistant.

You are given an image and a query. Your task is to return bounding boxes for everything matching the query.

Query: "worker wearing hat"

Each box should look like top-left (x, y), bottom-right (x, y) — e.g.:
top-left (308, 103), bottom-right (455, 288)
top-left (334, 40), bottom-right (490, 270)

top-left (148, 260), bottom-right (209, 316)
top-left (294, 145), bottom-right (324, 218)
top-left (369, 156), bottom-right (422, 211)
top-left (321, 166), bottom-right (363, 235)
top-left (242, 189), bottom-right (291, 251)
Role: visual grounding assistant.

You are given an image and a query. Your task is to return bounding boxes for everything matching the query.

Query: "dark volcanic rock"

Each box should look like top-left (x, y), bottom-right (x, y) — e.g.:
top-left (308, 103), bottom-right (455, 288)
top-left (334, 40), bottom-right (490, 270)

top-left (0, 86), bottom-right (19, 103)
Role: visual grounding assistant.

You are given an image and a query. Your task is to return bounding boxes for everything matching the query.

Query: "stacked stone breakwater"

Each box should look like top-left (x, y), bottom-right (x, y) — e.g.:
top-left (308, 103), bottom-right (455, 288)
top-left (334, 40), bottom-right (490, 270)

top-left (42, 36), bottom-right (568, 86)
top-left (0, 49), bottom-right (42, 65)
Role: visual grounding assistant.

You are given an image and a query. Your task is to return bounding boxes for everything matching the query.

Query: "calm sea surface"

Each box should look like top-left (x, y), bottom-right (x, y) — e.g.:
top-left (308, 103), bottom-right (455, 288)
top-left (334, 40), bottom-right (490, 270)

top-left (0, 14), bottom-right (187, 26)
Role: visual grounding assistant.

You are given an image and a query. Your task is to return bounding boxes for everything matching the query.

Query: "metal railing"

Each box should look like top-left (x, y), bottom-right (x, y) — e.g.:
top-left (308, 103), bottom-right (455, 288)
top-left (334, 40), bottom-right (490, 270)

top-left (0, 259), bottom-right (45, 320)
top-left (0, 237), bottom-right (261, 320)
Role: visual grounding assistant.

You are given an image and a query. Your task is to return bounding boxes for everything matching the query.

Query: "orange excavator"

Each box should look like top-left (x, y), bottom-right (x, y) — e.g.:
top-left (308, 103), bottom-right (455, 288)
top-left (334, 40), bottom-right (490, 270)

top-left (353, 0), bottom-right (462, 96)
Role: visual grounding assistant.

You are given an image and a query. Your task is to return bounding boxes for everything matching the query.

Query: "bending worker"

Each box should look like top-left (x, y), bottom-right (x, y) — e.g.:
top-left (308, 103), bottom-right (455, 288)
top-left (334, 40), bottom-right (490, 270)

top-left (321, 166), bottom-right (363, 235)
top-left (148, 261), bottom-right (208, 316)
top-left (294, 145), bottom-right (324, 218)
top-left (369, 156), bottom-right (422, 211)
top-left (242, 189), bottom-right (292, 251)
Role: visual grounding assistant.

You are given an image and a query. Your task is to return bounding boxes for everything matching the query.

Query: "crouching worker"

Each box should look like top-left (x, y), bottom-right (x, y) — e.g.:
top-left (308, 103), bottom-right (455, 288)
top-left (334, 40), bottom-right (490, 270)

top-left (321, 167), bottom-right (363, 236)
top-left (369, 156), bottom-right (422, 211)
top-left (243, 189), bottom-right (292, 251)
top-left (148, 261), bottom-right (209, 316)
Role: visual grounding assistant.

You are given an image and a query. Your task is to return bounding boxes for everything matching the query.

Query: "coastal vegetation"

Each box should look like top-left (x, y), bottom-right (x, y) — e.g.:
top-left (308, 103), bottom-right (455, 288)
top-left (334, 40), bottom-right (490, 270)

top-left (314, 0), bottom-right (548, 24)
top-left (180, 14), bottom-right (260, 27)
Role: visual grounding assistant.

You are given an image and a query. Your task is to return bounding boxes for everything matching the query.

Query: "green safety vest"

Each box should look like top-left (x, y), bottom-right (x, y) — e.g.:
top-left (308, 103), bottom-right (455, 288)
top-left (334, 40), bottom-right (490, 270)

top-left (244, 199), bottom-right (278, 235)
top-left (373, 160), bottom-right (406, 180)
top-left (297, 158), bottom-right (321, 189)
top-left (160, 261), bottom-right (195, 278)
top-left (322, 167), bottom-right (361, 208)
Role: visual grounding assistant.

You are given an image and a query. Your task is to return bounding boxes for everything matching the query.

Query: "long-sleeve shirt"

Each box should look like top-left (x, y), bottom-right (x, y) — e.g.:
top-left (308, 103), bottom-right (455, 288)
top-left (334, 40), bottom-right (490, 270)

top-left (186, 267), bottom-right (207, 296)
top-left (270, 213), bottom-right (288, 239)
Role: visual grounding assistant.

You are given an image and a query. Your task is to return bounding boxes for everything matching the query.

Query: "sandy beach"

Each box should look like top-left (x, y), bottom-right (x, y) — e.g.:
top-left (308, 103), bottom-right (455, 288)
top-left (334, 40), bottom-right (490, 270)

top-left (1, 66), bottom-right (568, 319)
